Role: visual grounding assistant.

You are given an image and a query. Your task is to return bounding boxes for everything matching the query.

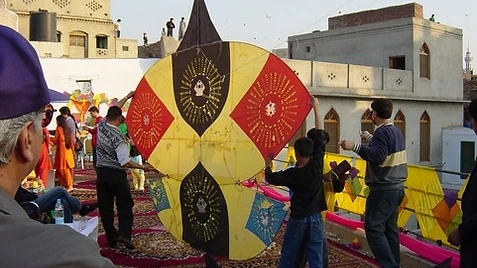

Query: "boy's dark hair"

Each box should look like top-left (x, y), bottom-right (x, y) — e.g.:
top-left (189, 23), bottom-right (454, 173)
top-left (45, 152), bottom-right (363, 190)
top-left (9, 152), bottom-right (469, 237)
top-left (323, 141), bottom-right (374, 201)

top-left (371, 98), bottom-right (393, 119)
top-left (88, 106), bottom-right (99, 113)
top-left (106, 106), bottom-right (123, 121)
top-left (306, 129), bottom-right (329, 144)
top-left (59, 106), bottom-right (71, 116)
top-left (469, 99), bottom-right (477, 120)
top-left (294, 137), bottom-right (314, 157)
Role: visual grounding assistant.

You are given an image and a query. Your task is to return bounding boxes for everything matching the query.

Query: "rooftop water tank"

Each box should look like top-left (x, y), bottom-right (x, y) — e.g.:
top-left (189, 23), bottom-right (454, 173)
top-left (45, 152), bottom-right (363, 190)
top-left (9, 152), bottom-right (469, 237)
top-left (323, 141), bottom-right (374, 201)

top-left (29, 11), bottom-right (57, 42)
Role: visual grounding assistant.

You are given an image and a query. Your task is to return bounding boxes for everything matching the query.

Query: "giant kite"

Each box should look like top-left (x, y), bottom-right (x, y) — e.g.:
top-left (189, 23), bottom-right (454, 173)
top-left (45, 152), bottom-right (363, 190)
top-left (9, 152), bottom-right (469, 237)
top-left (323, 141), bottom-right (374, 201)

top-left (126, 0), bottom-right (312, 260)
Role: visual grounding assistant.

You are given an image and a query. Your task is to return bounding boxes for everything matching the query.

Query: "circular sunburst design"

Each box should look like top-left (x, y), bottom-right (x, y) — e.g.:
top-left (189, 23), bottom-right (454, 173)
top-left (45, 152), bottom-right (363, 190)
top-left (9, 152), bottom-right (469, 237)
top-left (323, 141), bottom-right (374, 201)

top-left (173, 45), bottom-right (230, 137)
top-left (126, 78), bottom-right (175, 159)
top-left (179, 54), bottom-right (223, 125)
top-left (182, 175), bottom-right (222, 242)
top-left (180, 162), bottom-right (229, 256)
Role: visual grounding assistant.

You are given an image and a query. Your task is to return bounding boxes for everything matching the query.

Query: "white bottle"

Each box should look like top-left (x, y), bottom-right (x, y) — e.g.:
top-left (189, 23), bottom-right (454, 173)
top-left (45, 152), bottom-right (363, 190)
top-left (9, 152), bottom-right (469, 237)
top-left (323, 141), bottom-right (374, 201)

top-left (54, 199), bottom-right (64, 224)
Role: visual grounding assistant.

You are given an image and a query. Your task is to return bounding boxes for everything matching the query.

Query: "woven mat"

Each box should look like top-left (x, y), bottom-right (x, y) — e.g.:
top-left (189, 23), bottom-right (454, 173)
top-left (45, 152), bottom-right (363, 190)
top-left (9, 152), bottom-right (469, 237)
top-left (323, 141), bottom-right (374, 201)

top-left (73, 167), bottom-right (378, 267)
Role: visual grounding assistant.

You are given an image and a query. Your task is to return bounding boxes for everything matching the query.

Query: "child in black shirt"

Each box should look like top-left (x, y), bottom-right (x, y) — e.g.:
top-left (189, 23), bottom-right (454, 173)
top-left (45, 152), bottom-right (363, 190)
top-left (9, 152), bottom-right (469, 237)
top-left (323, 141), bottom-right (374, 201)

top-left (265, 97), bottom-right (326, 268)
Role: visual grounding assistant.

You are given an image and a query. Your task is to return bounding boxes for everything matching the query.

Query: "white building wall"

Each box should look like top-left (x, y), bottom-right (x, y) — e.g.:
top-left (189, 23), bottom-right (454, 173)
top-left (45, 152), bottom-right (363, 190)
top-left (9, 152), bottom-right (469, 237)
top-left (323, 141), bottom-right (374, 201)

top-left (303, 97), bottom-right (462, 166)
top-left (288, 18), bottom-right (463, 101)
top-left (289, 19), bottom-right (414, 69)
top-left (37, 57), bottom-right (462, 167)
top-left (39, 58), bottom-right (158, 121)
top-left (40, 58), bottom-right (158, 100)
top-left (412, 19), bottom-right (463, 100)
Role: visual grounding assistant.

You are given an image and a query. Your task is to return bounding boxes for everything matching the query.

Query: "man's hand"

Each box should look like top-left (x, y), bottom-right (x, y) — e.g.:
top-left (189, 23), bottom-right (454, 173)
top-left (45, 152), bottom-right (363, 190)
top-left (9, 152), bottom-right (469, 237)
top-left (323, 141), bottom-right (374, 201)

top-left (311, 96), bottom-right (319, 109)
top-left (447, 229), bottom-right (462, 247)
top-left (143, 165), bottom-right (157, 173)
top-left (265, 153), bottom-right (274, 168)
top-left (339, 140), bottom-right (355, 151)
top-left (126, 91), bottom-right (135, 99)
top-left (323, 172), bottom-right (333, 181)
top-left (359, 130), bottom-right (372, 140)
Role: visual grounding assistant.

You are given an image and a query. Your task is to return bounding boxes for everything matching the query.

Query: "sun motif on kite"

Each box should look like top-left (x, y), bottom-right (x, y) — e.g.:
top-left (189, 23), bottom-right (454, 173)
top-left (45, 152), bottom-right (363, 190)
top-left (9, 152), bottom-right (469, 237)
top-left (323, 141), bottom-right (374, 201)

top-left (173, 45), bottom-right (230, 136)
top-left (126, 78), bottom-right (174, 159)
top-left (179, 53), bottom-right (223, 125)
top-left (181, 162), bottom-right (229, 256)
top-left (231, 59), bottom-right (313, 158)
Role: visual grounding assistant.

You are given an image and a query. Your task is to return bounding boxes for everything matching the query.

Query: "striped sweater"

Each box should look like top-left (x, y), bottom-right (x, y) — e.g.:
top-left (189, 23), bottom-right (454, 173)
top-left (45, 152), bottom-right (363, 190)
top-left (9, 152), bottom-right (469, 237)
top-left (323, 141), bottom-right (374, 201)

top-left (353, 123), bottom-right (407, 190)
top-left (96, 119), bottom-right (128, 170)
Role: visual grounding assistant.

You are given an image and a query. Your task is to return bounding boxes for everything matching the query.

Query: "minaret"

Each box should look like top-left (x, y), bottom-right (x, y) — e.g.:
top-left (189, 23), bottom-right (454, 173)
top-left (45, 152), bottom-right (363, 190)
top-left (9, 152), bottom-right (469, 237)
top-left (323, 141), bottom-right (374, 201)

top-left (465, 46), bottom-right (473, 74)
top-left (0, 0), bottom-right (19, 30)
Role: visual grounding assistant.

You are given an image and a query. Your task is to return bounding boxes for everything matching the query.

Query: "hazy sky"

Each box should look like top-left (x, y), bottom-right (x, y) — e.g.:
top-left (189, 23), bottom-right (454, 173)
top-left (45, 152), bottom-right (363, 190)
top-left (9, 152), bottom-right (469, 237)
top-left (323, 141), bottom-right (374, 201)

top-left (112, 0), bottom-right (476, 62)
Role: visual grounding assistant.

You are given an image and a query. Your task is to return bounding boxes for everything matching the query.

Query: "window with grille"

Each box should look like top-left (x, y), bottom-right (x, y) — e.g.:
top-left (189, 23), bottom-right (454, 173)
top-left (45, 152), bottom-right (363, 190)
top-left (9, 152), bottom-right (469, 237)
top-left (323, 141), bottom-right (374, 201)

top-left (389, 56), bottom-right (406, 70)
top-left (420, 112), bottom-right (430, 161)
top-left (69, 35), bottom-right (85, 47)
top-left (420, 43), bottom-right (430, 79)
top-left (96, 35), bottom-right (108, 49)
top-left (361, 109), bottom-right (374, 145)
top-left (324, 108), bottom-right (340, 153)
top-left (394, 110), bottom-right (406, 141)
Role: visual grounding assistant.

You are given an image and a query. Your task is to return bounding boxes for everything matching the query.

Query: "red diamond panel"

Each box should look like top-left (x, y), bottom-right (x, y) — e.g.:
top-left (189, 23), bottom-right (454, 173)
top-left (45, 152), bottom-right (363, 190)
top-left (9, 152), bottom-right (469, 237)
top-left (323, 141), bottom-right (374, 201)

top-left (126, 78), bottom-right (174, 159)
top-left (230, 54), bottom-right (311, 158)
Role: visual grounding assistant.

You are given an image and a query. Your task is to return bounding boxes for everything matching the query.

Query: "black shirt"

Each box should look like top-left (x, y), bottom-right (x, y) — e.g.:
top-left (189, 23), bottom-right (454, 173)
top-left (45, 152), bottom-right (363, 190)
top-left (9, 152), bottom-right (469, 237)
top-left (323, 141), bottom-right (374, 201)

top-left (265, 129), bottom-right (327, 219)
top-left (166, 21), bottom-right (175, 29)
top-left (14, 187), bottom-right (38, 204)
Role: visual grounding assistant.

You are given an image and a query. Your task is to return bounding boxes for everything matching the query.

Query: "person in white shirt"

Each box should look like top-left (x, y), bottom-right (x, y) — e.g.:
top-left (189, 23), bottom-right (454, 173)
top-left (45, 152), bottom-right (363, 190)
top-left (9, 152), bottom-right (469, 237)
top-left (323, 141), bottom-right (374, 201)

top-left (114, 19), bottom-right (121, 38)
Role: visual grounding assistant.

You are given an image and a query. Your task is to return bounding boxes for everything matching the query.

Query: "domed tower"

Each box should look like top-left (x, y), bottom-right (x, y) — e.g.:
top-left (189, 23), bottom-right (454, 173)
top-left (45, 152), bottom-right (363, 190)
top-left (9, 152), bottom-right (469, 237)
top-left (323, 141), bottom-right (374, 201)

top-left (465, 46), bottom-right (473, 74)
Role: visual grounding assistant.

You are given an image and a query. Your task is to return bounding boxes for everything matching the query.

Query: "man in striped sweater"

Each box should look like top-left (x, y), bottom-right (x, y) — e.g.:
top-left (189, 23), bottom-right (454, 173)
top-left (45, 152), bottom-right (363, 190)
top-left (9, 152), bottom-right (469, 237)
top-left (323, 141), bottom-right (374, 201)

top-left (96, 106), bottom-right (162, 249)
top-left (339, 98), bottom-right (407, 268)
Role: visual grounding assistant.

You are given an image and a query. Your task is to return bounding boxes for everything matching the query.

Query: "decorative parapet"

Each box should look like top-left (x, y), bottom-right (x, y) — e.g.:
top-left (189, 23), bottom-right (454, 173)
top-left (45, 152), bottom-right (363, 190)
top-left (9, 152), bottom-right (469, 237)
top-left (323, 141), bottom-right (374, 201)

top-left (313, 61), bottom-right (348, 88)
top-left (348, 64), bottom-right (383, 90)
top-left (284, 59), bottom-right (414, 95)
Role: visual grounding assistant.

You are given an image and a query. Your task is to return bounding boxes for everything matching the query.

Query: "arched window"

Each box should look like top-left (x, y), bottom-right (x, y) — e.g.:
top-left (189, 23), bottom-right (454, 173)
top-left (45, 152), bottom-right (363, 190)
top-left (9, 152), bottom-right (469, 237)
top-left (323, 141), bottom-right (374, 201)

top-left (394, 110), bottom-right (406, 141)
top-left (69, 30), bottom-right (88, 58)
top-left (420, 112), bottom-right (431, 161)
top-left (420, 43), bottom-right (430, 79)
top-left (69, 30), bottom-right (87, 47)
top-left (324, 108), bottom-right (340, 153)
top-left (361, 109), bottom-right (374, 145)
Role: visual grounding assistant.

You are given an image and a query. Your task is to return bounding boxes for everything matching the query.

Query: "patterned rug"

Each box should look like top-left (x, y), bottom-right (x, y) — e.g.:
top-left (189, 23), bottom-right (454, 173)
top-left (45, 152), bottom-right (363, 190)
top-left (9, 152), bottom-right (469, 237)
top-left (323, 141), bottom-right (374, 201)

top-left (73, 166), bottom-right (378, 267)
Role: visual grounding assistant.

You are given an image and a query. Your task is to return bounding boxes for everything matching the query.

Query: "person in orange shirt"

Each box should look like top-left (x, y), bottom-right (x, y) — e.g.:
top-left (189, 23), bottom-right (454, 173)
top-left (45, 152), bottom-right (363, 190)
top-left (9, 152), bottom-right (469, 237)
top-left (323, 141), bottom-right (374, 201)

top-left (34, 104), bottom-right (55, 188)
top-left (52, 115), bottom-right (75, 191)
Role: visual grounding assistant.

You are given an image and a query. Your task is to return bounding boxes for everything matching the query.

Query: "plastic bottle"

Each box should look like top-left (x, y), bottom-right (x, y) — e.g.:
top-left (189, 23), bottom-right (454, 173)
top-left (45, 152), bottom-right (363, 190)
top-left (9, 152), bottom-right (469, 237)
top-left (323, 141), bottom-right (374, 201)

top-left (54, 199), bottom-right (64, 224)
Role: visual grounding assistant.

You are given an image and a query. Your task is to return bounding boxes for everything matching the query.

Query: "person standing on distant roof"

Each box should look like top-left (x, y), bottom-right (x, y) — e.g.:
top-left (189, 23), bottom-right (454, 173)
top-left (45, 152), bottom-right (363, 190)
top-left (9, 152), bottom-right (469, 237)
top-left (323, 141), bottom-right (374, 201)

top-left (114, 19), bottom-right (121, 38)
top-left (166, 18), bottom-right (175, 37)
top-left (179, 17), bottom-right (187, 40)
top-left (143, 32), bottom-right (148, 46)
